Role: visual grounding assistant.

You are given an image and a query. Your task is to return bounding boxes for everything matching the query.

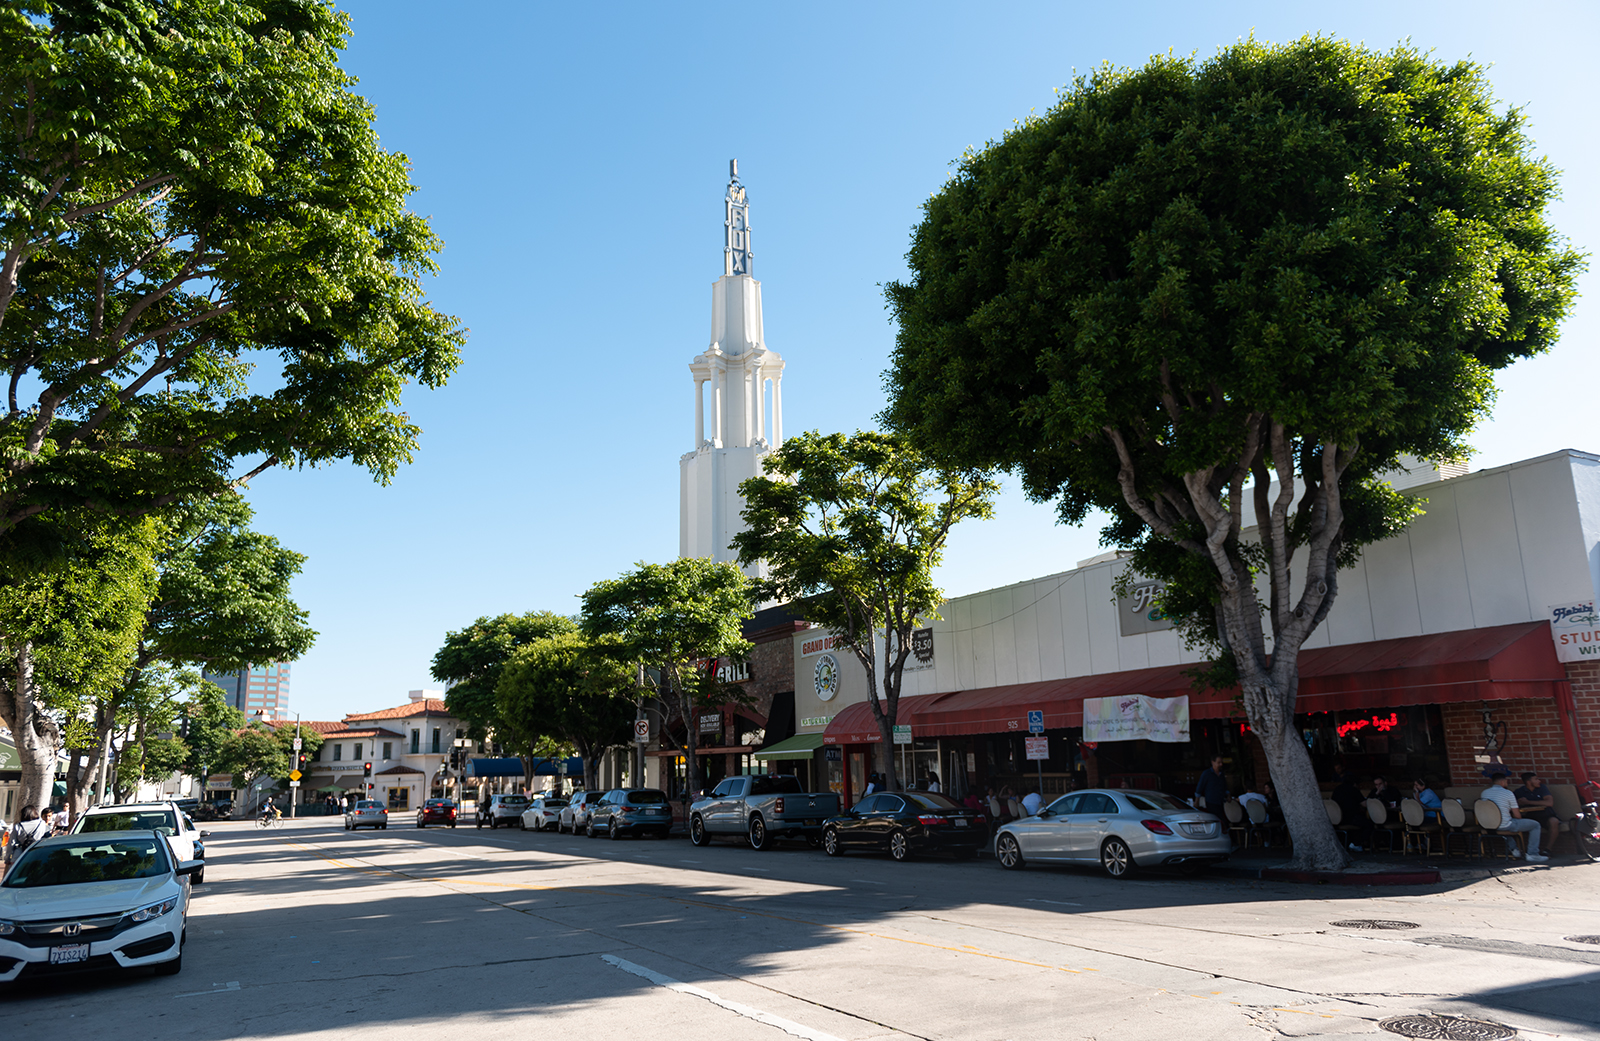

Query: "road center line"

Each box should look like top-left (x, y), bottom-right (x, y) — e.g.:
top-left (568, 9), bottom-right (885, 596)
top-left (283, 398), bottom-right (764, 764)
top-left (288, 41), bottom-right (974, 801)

top-left (602, 954), bottom-right (844, 1041)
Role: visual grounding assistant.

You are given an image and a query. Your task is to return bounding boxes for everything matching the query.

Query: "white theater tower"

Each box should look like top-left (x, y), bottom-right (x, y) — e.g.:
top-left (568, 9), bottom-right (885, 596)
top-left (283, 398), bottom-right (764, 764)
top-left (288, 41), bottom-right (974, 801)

top-left (680, 161), bottom-right (784, 576)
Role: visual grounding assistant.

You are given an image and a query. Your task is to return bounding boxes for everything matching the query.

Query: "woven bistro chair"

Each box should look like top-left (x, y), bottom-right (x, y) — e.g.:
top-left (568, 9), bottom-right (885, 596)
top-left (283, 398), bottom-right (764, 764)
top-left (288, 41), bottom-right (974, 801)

top-left (1244, 799), bottom-right (1285, 848)
top-left (1223, 800), bottom-right (1250, 848)
top-left (1439, 798), bottom-right (1478, 857)
top-left (1365, 799), bottom-right (1404, 853)
top-left (1400, 798), bottom-right (1442, 856)
top-left (1473, 799), bottom-right (1525, 859)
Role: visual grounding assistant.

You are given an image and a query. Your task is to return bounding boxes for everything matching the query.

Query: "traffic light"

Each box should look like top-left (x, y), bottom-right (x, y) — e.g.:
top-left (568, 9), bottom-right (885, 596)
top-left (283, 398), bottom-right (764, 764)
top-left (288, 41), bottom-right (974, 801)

top-left (364, 761), bottom-right (373, 776)
top-left (298, 753), bottom-right (307, 766)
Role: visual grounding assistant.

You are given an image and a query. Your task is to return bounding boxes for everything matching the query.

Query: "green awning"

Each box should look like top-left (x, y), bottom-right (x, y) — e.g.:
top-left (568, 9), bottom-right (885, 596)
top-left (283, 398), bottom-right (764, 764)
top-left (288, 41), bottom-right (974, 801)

top-left (753, 733), bottom-right (827, 760)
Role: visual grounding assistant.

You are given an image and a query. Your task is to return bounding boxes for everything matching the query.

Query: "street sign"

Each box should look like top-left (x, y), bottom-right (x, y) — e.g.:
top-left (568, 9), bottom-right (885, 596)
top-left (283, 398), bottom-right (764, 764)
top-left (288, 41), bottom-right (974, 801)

top-left (1027, 710), bottom-right (1045, 734)
top-left (634, 719), bottom-right (650, 742)
top-left (289, 779), bottom-right (301, 788)
top-left (893, 725), bottom-right (912, 745)
top-left (1025, 736), bottom-right (1048, 760)
top-left (288, 769), bottom-right (302, 781)
top-left (292, 737), bottom-right (302, 750)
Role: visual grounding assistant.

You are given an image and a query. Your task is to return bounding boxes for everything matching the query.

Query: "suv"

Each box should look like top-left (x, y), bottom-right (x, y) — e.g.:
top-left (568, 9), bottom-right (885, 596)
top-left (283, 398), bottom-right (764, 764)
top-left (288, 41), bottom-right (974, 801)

top-left (587, 788), bottom-right (673, 840)
top-left (476, 793), bottom-right (528, 829)
top-left (557, 791), bottom-right (608, 834)
top-left (72, 801), bottom-right (210, 883)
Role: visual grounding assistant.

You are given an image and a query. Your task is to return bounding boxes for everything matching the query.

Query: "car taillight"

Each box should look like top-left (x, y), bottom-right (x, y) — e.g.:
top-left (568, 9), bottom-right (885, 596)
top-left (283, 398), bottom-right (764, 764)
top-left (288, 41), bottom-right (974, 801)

top-left (774, 797), bottom-right (784, 813)
top-left (1140, 819), bottom-right (1173, 835)
top-left (973, 814), bottom-right (987, 823)
top-left (917, 815), bottom-right (950, 826)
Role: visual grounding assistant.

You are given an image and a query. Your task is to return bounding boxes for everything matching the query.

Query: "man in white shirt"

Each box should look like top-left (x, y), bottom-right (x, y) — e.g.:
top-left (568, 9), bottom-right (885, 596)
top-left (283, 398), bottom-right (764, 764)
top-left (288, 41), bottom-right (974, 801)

top-left (1021, 788), bottom-right (1044, 816)
top-left (4, 807), bottom-right (52, 873)
top-left (1480, 772), bottom-right (1547, 862)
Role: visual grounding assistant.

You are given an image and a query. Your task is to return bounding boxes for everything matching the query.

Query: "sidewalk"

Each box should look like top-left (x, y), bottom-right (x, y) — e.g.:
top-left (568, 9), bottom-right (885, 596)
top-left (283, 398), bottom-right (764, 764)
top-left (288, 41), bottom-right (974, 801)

top-left (1209, 841), bottom-right (1594, 885)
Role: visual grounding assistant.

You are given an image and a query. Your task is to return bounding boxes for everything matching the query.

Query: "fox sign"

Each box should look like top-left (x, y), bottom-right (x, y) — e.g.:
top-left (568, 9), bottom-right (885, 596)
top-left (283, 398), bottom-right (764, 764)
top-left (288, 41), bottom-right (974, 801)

top-left (1549, 600), bottom-right (1600, 662)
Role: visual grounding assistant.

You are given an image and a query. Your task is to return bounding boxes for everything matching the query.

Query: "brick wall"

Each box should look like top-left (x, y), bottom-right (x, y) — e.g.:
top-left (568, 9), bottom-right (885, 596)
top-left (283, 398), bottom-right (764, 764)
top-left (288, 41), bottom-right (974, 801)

top-left (1565, 660), bottom-right (1600, 783)
top-left (1440, 699), bottom-right (1574, 787)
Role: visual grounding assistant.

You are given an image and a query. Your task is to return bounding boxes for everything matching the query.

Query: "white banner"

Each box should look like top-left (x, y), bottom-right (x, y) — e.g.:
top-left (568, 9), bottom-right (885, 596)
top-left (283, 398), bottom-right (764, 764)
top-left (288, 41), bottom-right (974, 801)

top-left (1082, 695), bottom-right (1190, 744)
top-left (1549, 600), bottom-right (1600, 662)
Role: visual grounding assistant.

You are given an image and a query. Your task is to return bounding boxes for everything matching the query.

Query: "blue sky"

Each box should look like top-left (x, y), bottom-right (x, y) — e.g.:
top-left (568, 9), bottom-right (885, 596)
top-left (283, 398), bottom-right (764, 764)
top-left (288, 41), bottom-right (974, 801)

top-left (250, 1), bottom-right (1599, 721)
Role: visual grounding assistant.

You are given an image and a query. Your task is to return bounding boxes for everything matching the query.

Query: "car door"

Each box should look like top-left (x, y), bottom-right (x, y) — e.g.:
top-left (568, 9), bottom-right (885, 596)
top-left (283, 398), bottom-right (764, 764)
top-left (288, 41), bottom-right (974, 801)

top-left (838, 795), bottom-right (879, 846)
top-left (862, 794), bottom-right (904, 849)
top-left (1013, 793), bottom-right (1080, 860)
top-left (703, 778), bottom-right (738, 833)
top-left (1065, 793), bottom-right (1120, 860)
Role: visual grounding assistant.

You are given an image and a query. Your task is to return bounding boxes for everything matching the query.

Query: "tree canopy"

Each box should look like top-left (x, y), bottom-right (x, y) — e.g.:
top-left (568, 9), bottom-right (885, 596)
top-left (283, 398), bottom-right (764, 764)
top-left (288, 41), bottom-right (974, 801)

top-left (734, 430), bottom-right (996, 788)
top-left (882, 37), bottom-right (1582, 869)
top-left (432, 611), bottom-right (578, 740)
top-left (496, 632), bottom-right (636, 791)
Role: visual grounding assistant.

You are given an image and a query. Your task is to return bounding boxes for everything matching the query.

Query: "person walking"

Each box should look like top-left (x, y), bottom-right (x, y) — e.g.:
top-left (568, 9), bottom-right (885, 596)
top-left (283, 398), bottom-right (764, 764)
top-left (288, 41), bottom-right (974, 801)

top-left (5, 807), bottom-right (51, 874)
top-left (1193, 756), bottom-right (1230, 814)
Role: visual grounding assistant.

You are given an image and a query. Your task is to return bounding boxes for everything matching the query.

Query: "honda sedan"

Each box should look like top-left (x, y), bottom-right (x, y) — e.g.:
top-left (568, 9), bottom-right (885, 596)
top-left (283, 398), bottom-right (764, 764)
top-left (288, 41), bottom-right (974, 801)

top-left (821, 791), bottom-right (989, 860)
top-left (0, 830), bottom-right (199, 983)
top-left (994, 789), bottom-right (1230, 878)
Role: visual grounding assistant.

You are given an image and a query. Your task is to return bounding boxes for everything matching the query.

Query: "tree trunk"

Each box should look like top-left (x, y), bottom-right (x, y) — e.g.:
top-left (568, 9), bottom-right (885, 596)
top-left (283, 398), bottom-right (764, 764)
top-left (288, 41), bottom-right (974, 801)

top-left (1254, 706), bottom-right (1346, 866)
top-left (0, 643), bottom-right (60, 814)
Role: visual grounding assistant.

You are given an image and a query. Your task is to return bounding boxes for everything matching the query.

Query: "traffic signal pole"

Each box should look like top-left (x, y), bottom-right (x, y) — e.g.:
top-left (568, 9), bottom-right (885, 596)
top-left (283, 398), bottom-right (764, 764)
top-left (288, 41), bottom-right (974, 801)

top-left (291, 716), bottom-right (302, 819)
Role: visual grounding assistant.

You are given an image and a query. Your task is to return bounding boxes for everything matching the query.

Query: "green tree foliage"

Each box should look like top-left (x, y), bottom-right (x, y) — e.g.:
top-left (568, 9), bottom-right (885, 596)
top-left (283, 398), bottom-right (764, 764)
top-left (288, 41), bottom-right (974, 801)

top-left (181, 680), bottom-right (247, 787)
top-left (432, 612), bottom-right (578, 740)
top-left (580, 560), bottom-right (756, 797)
top-left (883, 37), bottom-right (1583, 869)
top-left (496, 632), bottom-right (636, 791)
top-left (734, 431), bottom-right (996, 789)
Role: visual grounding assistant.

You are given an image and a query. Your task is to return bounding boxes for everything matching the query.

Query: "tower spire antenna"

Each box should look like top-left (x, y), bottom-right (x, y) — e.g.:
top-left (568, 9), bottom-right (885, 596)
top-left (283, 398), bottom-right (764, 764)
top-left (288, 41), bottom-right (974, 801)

top-left (724, 158), bottom-right (751, 277)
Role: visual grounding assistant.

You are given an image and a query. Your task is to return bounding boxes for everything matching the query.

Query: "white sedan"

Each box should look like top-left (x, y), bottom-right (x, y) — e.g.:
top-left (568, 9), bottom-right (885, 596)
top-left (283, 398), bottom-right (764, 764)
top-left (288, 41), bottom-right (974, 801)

top-left (994, 789), bottom-right (1232, 878)
top-left (0, 830), bottom-right (199, 983)
top-left (72, 802), bottom-right (210, 883)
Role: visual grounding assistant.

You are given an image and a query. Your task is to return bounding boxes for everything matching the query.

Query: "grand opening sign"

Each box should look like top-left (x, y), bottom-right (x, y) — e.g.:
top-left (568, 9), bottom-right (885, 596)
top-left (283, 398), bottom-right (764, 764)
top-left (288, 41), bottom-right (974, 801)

top-left (1081, 694), bottom-right (1190, 743)
top-left (1549, 600), bottom-right (1600, 662)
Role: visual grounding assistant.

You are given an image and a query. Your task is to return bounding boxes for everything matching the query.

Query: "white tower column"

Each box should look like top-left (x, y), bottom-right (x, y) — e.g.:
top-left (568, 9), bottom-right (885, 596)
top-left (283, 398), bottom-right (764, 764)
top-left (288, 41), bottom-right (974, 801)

top-left (694, 377), bottom-right (705, 444)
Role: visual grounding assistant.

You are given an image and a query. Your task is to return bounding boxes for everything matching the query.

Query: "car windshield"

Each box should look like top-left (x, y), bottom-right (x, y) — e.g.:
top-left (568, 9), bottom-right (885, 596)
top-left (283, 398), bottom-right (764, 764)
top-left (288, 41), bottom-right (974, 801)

top-left (499, 796), bottom-right (527, 806)
top-left (1121, 792), bottom-right (1194, 813)
top-left (5, 838), bottom-right (169, 888)
top-left (541, 799), bottom-right (568, 807)
top-left (78, 811), bottom-right (176, 836)
top-left (626, 791), bottom-right (667, 804)
top-left (357, 801), bottom-right (383, 810)
top-left (903, 792), bottom-right (963, 811)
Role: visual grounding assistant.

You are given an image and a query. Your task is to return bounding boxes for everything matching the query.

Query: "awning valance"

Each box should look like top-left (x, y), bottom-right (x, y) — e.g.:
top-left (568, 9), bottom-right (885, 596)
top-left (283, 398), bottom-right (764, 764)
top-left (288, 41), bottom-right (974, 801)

top-left (753, 733), bottom-right (827, 760)
top-left (822, 694), bottom-right (943, 745)
top-left (463, 757), bottom-right (525, 778)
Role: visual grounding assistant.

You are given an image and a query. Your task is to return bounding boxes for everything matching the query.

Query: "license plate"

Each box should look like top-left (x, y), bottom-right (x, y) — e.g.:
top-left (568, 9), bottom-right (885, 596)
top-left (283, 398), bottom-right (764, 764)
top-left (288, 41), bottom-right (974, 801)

top-left (953, 819), bottom-right (968, 827)
top-left (50, 944), bottom-right (90, 965)
top-left (1182, 823), bottom-right (1213, 836)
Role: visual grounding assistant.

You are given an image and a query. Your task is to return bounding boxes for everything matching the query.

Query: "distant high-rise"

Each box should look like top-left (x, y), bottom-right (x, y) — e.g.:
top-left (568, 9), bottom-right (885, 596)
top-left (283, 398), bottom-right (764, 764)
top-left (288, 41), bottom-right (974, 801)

top-left (203, 662), bottom-right (291, 720)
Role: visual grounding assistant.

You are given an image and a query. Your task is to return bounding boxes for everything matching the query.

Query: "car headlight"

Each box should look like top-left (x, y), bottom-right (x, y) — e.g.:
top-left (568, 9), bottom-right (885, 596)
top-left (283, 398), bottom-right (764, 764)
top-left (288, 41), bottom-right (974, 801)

top-left (0, 919), bottom-right (14, 936)
top-left (127, 897), bottom-right (179, 924)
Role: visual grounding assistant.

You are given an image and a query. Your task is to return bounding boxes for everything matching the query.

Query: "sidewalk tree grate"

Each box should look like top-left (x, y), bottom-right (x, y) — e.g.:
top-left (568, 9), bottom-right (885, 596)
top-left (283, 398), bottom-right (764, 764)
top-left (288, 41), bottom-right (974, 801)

top-left (1378, 1015), bottom-right (1515, 1039)
top-left (1567, 935), bottom-right (1600, 945)
top-left (1331, 919), bottom-right (1420, 930)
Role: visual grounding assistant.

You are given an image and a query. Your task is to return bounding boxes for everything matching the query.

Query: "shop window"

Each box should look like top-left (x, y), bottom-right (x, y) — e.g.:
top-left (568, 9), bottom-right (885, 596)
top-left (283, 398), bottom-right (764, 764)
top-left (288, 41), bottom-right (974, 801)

top-left (353, 743), bottom-right (362, 759)
top-left (387, 788), bottom-right (409, 810)
top-left (333, 744), bottom-right (342, 761)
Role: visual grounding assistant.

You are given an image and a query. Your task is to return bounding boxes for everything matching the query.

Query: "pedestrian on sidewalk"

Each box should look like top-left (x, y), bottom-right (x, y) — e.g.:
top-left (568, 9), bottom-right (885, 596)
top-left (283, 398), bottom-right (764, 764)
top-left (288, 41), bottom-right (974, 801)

top-left (1193, 755), bottom-right (1229, 813)
top-left (1481, 772), bottom-right (1547, 861)
top-left (4, 807), bottom-right (51, 874)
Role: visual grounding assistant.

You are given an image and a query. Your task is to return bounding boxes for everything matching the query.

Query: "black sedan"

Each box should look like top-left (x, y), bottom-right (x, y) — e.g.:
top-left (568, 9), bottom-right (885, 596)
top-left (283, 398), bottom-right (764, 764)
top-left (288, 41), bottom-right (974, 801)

top-left (821, 791), bottom-right (988, 860)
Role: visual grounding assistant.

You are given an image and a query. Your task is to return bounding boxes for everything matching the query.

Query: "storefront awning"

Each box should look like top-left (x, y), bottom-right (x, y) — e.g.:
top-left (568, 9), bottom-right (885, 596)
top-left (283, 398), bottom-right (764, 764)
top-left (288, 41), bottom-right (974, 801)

top-left (463, 757), bottom-right (525, 778)
top-left (753, 733), bottom-right (827, 759)
top-left (532, 756), bottom-right (583, 776)
top-left (822, 694), bottom-right (944, 745)
top-left (648, 745), bottom-right (755, 758)
top-left (906, 621), bottom-right (1566, 737)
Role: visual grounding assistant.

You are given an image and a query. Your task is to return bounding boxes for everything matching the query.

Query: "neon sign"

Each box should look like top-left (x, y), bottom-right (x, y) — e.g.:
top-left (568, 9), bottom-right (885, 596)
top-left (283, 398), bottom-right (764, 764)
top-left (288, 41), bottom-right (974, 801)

top-left (1336, 713), bottom-right (1399, 738)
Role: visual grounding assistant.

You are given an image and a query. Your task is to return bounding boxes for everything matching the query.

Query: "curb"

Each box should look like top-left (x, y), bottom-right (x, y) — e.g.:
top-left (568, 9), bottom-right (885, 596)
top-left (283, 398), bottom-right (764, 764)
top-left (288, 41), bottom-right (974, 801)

top-left (1211, 862), bottom-right (1442, 886)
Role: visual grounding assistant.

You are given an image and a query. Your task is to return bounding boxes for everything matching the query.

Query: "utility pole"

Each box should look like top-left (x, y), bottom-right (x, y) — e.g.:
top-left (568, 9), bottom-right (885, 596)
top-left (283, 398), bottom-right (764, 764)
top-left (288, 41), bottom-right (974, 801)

top-left (290, 714), bottom-right (302, 819)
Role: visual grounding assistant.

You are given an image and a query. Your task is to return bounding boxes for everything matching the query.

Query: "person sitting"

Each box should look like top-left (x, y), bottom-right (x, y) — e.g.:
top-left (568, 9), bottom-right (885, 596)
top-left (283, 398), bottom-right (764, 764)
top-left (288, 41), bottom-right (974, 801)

top-left (1332, 772), bottom-right (1367, 850)
top-left (1481, 771), bottom-right (1547, 862)
top-left (1512, 771), bottom-right (1560, 853)
top-left (1021, 787), bottom-right (1043, 816)
top-left (985, 786), bottom-right (1005, 822)
top-left (1369, 776), bottom-right (1404, 815)
top-left (1412, 777), bottom-right (1443, 822)
top-left (1238, 786), bottom-right (1267, 809)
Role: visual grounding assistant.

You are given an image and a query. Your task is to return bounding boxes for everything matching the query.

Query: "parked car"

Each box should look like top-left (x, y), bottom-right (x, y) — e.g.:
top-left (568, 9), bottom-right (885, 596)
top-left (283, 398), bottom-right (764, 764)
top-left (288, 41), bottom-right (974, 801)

top-left (520, 795), bottom-right (568, 832)
top-left (820, 791), bottom-right (988, 861)
top-left (586, 789), bottom-right (673, 839)
top-left (690, 774), bottom-right (841, 850)
top-left (0, 829), bottom-right (200, 982)
top-left (476, 793), bottom-right (528, 829)
top-left (556, 791), bottom-right (608, 834)
top-left (994, 788), bottom-right (1231, 878)
top-left (344, 800), bottom-right (388, 831)
top-left (72, 802), bottom-right (210, 884)
top-left (415, 798), bottom-right (457, 828)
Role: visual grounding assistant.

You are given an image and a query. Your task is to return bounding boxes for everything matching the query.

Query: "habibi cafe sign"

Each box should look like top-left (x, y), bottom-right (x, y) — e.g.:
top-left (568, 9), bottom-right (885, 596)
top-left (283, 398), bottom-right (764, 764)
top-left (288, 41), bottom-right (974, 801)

top-left (1549, 600), bottom-right (1600, 662)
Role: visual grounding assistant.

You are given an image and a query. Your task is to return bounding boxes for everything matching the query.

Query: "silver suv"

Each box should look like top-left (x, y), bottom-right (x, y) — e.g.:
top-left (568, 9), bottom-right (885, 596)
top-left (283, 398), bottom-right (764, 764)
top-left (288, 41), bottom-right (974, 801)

top-left (556, 791), bottom-right (608, 834)
top-left (476, 793), bottom-right (528, 829)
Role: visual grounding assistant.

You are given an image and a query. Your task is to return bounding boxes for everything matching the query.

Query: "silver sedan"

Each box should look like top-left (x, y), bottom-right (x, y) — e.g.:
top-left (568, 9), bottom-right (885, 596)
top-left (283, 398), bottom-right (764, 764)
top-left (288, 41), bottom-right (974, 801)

top-left (995, 789), bottom-right (1230, 878)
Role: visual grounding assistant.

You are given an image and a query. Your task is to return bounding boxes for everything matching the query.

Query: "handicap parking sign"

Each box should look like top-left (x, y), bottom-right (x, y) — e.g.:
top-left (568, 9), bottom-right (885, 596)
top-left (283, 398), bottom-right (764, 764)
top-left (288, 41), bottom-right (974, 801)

top-left (1027, 710), bottom-right (1045, 734)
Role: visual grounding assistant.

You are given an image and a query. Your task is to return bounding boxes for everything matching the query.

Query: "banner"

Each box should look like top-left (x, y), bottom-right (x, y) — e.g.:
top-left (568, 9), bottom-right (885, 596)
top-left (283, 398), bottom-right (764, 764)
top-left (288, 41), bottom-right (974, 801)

top-left (1081, 694), bottom-right (1190, 744)
top-left (1549, 600), bottom-right (1600, 662)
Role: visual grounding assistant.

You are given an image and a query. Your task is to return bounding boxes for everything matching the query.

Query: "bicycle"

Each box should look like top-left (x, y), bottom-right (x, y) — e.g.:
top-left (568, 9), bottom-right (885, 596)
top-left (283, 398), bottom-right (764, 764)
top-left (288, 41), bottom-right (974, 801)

top-left (257, 808), bottom-right (282, 828)
top-left (1571, 784), bottom-right (1600, 862)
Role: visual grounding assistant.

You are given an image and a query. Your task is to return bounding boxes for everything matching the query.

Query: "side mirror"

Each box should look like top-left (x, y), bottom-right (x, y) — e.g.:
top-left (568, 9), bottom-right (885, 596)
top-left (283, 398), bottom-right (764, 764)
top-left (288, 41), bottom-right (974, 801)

top-left (176, 859), bottom-right (202, 877)
top-left (199, 830), bottom-right (212, 839)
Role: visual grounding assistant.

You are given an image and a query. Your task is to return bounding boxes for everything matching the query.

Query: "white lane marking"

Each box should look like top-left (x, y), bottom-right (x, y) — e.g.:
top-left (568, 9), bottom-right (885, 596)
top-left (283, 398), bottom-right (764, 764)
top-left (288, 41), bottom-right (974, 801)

top-left (1027, 897), bottom-right (1084, 907)
top-left (850, 879), bottom-right (885, 886)
top-left (679, 859), bottom-right (701, 863)
top-left (176, 980), bottom-right (241, 998)
top-left (602, 954), bottom-right (843, 1041)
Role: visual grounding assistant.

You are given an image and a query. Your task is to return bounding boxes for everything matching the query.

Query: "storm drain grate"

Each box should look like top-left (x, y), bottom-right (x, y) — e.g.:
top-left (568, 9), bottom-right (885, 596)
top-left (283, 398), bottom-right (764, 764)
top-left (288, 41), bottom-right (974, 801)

top-left (1379, 1015), bottom-right (1515, 1039)
top-left (1331, 919), bottom-right (1420, 930)
top-left (1566, 935), bottom-right (1600, 945)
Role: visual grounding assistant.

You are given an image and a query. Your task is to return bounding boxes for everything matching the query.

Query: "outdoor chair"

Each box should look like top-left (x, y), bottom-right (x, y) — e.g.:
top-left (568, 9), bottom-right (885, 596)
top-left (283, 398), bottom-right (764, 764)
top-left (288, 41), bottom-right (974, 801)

top-left (1440, 798), bottom-right (1479, 857)
top-left (1244, 799), bottom-right (1285, 848)
top-left (1365, 798), bottom-right (1404, 853)
top-left (1223, 800), bottom-right (1250, 848)
top-left (1324, 799), bottom-right (1361, 847)
top-left (1472, 799), bottom-right (1526, 858)
top-left (1400, 797), bottom-right (1442, 856)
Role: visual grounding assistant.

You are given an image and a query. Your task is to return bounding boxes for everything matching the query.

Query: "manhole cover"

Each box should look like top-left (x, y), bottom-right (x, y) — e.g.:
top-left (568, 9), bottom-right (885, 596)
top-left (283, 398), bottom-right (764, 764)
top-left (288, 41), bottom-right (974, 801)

top-left (1567, 935), bottom-right (1600, 945)
top-left (1331, 919), bottom-right (1420, 930)
top-left (1379, 1015), bottom-right (1515, 1039)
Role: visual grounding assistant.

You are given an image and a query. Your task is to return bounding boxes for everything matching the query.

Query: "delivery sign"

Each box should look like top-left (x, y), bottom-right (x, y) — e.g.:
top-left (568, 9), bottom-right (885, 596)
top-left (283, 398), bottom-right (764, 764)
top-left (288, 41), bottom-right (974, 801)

top-left (1549, 600), bottom-right (1600, 662)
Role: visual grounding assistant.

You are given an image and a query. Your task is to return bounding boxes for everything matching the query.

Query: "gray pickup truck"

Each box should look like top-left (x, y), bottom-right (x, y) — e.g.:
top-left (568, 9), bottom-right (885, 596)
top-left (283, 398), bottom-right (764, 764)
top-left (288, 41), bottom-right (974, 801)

top-left (689, 775), bottom-right (841, 850)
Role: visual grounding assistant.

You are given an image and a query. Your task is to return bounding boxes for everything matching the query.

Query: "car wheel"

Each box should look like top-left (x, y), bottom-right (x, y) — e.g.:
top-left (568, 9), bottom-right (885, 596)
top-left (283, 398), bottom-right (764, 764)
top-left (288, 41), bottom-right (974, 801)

top-left (690, 815), bottom-right (711, 847)
top-left (1101, 837), bottom-right (1135, 878)
top-left (749, 816), bottom-right (768, 851)
top-left (610, 819), bottom-right (621, 841)
top-left (519, 819), bottom-right (527, 831)
top-left (805, 833), bottom-right (822, 849)
top-left (380, 823), bottom-right (387, 830)
top-left (153, 951), bottom-right (183, 976)
top-left (823, 826), bottom-right (843, 857)
top-left (889, 830), bottom-right (910, 861)
top-left (996, 833), bottom-right (1025, 870)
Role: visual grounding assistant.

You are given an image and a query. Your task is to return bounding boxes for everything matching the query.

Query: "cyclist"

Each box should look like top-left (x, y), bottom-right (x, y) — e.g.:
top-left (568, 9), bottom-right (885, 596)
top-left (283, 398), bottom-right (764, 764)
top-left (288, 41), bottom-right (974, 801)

top-left (259, 800), bottom-right (281, 826)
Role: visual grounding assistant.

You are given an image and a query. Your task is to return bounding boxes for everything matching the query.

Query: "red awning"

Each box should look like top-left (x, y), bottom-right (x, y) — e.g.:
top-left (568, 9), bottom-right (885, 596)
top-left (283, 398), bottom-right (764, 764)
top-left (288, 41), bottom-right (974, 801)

top-left (822, 693), bottom-right (944, 745)
top-left (909, 621), bottom-right (1565, 738)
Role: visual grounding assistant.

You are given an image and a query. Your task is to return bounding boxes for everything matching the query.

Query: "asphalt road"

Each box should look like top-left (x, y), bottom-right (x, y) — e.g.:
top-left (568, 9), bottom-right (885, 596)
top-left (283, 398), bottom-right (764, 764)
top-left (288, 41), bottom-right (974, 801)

top-left (5, 817), bottom-right (1598, 1040)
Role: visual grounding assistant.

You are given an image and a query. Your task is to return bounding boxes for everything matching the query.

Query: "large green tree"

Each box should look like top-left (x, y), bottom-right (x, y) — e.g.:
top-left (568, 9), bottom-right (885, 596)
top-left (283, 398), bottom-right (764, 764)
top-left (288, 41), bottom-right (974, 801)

top-left (883, 38), bottom-right (1582, 869)
top-left (432, 611), bottom-right (578, 741)
top-left (0, 1), bottom-right (463, 808)
top-left (496, 632), bottom-right (636, 792)
top-left (734, 430), bottom-right (997, 790)
top-left (580, 560), bottom-right (756, 799)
